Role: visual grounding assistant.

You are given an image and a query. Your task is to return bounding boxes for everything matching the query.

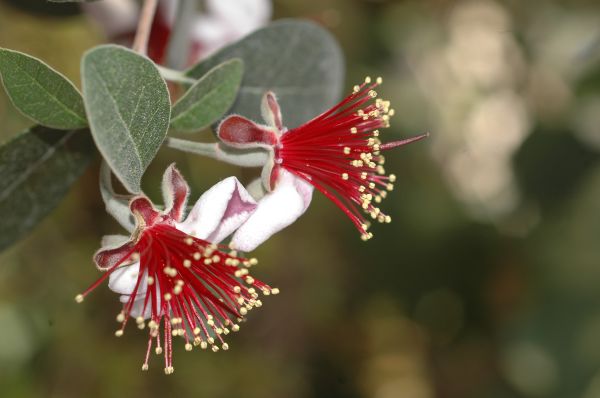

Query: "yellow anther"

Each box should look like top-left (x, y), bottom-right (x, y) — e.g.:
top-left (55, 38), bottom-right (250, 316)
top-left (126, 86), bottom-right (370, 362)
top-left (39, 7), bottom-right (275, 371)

top-left (200, 341), bottom-right (208, 349)
top-left (185, 237), bottom-right (194, 245)
top-left (116, 312), bottom-right (125, 323)
top-left (193, 252), bottom-right (201, 260)
top-left (389, 174), bottom-right (396, 182)
top-left (142, 364), bottom-right (149, 371)
top-left (136, 316), bottom-right (144, 324)
top-left (115, 330), bottom-right (124, 337)
top-left (222, 343), bottom-right (229, 350)
top-left (147, 276), bottom-right (154, 285)
top-left (185, 343), bottom-right (193, 351)
top-left (365, 76), bottom-right (372, 83)
top-left (183, 259), bottom-right (192, 268)
top-left (360, 172), bottom-right (368, 180)
top-left (75, 294), bottom-right (84, 303)
top-left (385, 215), bottom-right (392, 223)
top-left (369, 90), bottom-right (377, 98)
top-left (211, 345), bottom-right (219, 352)
top-left (232, 324), bottom-right (240, 332)
top-left (343, 147), bottom-right (351, 155)
top-left (376, 76), bottom-right (383, 84)
top-left (342, 173), bottom-right (349, 180)
top-left (353, 85), bottom-right (360, 93)
top-left (387, 183), bottom-right (394, 191)
top-left (350, 127), bottom-right (358, 134)
top-left (240, 307), bottom-right (248, 316)
top-left (271, 288), bottom-right (280, 295)
top-left (155, 346), bottom-right (163, 355)
top-left (249, 258), bottom-right (258, 266)
top-left (164, 293), bottom-right (172, 301)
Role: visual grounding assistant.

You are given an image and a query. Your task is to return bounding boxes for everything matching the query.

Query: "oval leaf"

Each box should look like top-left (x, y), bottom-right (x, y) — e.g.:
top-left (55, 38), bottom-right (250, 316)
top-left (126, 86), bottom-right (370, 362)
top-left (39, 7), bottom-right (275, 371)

top-left (82, 45), bottom-right (171, 193)
top-left (186, 19), bottom-right (345, 129)
top-left (171, 58), bottom-right (243, 132)
top-left (0, 48), bottom-right (87, 129)
top-left (0, 126), bottom-right (95, 253)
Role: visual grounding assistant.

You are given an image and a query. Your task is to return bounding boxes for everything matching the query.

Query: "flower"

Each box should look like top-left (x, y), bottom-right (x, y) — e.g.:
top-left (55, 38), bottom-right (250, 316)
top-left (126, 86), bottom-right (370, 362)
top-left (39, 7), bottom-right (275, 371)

top-left (76, 164), bottom-right (278, 374)
top-left (217, 77), bottom-right (428, 248)
top-left (82, 0), bottom-right (271, 65)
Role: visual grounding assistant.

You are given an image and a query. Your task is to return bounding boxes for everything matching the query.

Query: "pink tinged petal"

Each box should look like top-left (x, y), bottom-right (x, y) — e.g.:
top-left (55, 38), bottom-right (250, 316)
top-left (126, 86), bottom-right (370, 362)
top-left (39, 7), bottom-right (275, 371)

top-left (82, 0), bottom-right (139, 37)
top-left (108, 262), bottom-right (147, 296)
top-left (129, 196), bottom-right (160, 226)
top-left (161, 163), bottom-right (190, 222)
top-left (261, 91), bottom-right (283, 130)
top-left (218, 115), bottom-right (278, 149)
top-left (93, 239), bottom-right (136, 271)
top-left (177, 177), bottom-right (257, 242)
top-left (231, 169), bottom-right (313, 252)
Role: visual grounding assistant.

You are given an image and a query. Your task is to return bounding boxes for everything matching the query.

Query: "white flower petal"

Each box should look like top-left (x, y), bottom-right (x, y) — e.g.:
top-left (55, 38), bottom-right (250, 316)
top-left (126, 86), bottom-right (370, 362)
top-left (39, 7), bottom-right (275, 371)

top-left (119, 295), bottom-right (152, 319)
top-left (108, 262), bottom-right (147, 296)
top-left (231, 170), bottom-right (313, 251)
top-left (177, 177), bottom-right (257, 243)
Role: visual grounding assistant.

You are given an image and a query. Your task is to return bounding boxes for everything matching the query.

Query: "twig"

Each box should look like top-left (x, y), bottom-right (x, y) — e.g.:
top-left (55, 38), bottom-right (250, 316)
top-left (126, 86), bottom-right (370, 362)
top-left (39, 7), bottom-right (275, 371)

top-left (132, 0), bottom-right (159, 54)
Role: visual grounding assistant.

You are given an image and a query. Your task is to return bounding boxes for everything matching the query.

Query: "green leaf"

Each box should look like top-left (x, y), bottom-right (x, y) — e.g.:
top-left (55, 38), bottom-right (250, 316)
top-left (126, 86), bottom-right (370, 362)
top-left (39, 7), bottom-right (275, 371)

top-left (0, 48), bottom-right (87, 129)
top-left (171, 59), bottom-right (243, 132)
top-left (82, 45), bottom-right (171, 193)
top-left (186, 19), bottom-right (345, 129)
top-left (0, 126), bottom-right (95, 253)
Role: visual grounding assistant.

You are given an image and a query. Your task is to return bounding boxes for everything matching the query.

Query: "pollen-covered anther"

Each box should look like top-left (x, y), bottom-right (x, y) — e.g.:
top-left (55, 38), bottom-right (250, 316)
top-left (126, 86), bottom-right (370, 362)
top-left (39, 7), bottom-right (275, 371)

top-left (193, 252), bottom-right (201, 260)
top-left (343, 147), bottom-right (351, 155)
top-left (184, 237), bottom-right (194, 245)
top-left (115, 330), bottom-right (124, 337)
top-left (350, 127), bottom-right (358, 134)
top-left (75, 294), bottom-right (84, 303)
top-left (342, 173), bottom-right (349, 180)
top-left (116, 312), bottom-right (125, 322)
top-left (389, 174), bottom-right (397, 183)
top-left (183, 259), bottom-right (192, 268)
top-left (185, 343), bottom-right (193, 351)
top-left (147, 276), bottom-right (155, 285)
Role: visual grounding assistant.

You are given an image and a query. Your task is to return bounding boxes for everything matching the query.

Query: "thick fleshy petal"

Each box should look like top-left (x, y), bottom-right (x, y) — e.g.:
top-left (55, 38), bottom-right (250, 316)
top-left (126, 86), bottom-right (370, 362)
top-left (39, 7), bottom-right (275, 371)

top-left (94, 239), bottom-right (136, 271)
top-left (119, 294), bottom-right (152, 319)
top-left (162, 163), bottom-right (190, 222)
top-left (129, 196), bottom-right (160, 226)
top-left (261, 91), bottom-right (283, 130)
top-left (177, 177), bottom-right (257, 243)
top-left (231, 169), bottom-right (313, 251)
top-left (218, 115), bottom-right (278, 149)
top-left (108, 262), bottom-right (147, 296)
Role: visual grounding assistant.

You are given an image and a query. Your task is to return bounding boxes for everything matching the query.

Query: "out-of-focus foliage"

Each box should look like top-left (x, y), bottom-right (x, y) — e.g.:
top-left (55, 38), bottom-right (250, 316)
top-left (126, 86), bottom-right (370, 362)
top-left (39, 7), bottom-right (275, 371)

top-left (1, 1), bottom-right (600, 398)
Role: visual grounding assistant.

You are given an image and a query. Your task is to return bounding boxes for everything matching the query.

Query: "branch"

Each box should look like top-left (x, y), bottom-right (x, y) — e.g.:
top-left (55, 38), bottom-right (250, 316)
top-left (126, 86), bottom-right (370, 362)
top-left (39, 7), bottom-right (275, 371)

top-left (132, 0), bottom-right (159, 55)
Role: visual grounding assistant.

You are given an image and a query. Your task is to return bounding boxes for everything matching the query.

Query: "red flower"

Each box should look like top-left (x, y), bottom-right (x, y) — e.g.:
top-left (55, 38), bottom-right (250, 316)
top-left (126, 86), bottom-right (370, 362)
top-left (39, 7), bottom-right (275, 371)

top-left (76, 165), bottom-right (276, 374)
top-left (218, 77), bottom-right (427, 241)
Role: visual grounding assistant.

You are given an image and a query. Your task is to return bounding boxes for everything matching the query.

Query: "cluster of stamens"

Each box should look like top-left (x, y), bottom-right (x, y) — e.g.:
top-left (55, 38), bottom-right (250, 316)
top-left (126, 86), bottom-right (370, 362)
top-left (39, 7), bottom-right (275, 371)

top-left (76, 223), bottom-right (277, 374)
top-left (278, 77), bottom-right (426, 240)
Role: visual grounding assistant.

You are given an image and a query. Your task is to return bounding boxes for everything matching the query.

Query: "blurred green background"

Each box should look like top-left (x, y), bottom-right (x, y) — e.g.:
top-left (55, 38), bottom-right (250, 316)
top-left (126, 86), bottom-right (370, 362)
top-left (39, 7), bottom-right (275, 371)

top-left (2, 0), bottom-right (600, 397)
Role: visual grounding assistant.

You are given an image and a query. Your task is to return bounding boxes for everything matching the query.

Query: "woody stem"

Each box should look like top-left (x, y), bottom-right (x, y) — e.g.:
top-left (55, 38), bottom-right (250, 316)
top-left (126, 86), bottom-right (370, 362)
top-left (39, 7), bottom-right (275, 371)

top-left (132, 0), bottom-right (159, 54)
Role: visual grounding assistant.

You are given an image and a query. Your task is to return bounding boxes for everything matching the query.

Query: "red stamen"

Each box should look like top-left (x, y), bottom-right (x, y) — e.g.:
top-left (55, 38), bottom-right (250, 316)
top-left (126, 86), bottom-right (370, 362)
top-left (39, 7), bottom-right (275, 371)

top-left (77, 224), bottom-right (277, 374)
top-left (278, 77), bottom-right (427, 240)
